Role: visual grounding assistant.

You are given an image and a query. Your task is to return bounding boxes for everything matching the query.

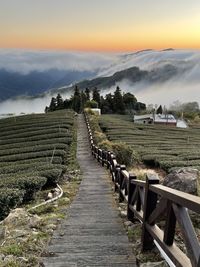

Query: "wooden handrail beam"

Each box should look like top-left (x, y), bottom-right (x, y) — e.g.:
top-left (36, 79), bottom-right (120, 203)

top-left (150, 184), bottom-right (200, 213)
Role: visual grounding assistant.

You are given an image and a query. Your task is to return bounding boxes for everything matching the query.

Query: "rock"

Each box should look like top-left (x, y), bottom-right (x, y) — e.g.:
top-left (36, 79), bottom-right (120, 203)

top-left (163, 167), bottom-right (199, 195)
top-left (4, 255), bottom-right (16, 262)
top-left (140, 261), bottom-right (168, 267)
top-left (29, 215), bottom-right (41, 228)
top-left (10, 229), bottom-right (28, 238)
top-left (3, 208), bottom-right (28, 226)
top-left (47, 224), bottom-right (57, 230)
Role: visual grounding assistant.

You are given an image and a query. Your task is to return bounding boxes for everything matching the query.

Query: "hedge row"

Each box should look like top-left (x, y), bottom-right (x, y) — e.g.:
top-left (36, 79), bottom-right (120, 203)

top-left (0, 137), bottom-right (71, 151)
top-left (0, 143), bottom-right (69, 157)
top-left (0, 110), bottom-right (75, 219)
top-left (99, 114), bottom-right (200, 172)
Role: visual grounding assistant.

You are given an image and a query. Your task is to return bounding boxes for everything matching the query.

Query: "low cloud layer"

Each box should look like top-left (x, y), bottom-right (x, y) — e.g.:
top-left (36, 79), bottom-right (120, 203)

top-left (100, 49), bottom-right (200, 106)
top-left (0, 91), bottom-right (72, 116)
top-left (0, 49), bottom-right (117, 74)
top-left (103, 78), bottom-right (200, 107)
top-left (0, 49), bottom-right (200, 115)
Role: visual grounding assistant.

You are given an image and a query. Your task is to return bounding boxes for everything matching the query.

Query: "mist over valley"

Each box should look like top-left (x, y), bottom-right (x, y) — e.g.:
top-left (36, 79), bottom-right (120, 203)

top-left (0, 49), bottom-right (200, 115)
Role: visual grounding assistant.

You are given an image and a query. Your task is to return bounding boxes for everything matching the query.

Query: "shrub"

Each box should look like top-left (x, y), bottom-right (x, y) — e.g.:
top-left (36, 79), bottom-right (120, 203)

top-left (17, 176), bottom-right (47, 201)
top-left (98, 140), bottom-right (113, 151)
top-left (85, 100), bottom-right (98, 108)
top-left (0, 188), bottom-right (24, 220)
top-left (111, 142), bottom-right (138, 167)
top-left (98, 140), bottom-right (139, 167)
top-left (40, 169), bottom-right (63, 185)
top-left (0, 176), bottom-right (47, 202)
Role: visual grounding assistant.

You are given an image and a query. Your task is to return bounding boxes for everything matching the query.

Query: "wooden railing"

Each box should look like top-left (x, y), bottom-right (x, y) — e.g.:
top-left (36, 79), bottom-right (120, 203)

top-left (84, 113), bottom-right (200, 267)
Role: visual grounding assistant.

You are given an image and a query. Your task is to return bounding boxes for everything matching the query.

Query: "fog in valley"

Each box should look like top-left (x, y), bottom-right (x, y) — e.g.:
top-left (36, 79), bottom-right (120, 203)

top-left (0, 49), bottom-right (200, 116)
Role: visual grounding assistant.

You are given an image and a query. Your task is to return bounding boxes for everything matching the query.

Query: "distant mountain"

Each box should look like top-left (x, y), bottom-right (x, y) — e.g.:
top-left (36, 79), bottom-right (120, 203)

top-left (0, 68), bottom-right (95, 102)
top-left (57, 63), bottom-right (183, 94)
top-left (56, 67), bottom-right (147, 92)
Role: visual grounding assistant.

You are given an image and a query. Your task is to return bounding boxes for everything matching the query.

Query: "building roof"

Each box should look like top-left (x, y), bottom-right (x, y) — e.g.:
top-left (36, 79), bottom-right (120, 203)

top-left (134, 113), bottom-right (177, 124)
top-left (134, 114), bottom-right (152, 120)
top-left (154, 114), bottom-right (176, 123)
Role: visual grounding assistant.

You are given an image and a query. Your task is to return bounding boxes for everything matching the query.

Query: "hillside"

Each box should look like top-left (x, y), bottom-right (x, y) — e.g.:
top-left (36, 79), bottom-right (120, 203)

top-left (0, 68), bottom-right (94, 101)
top-left (62, 64), bottom-right (180, 93)
top-left (0, 110), bottom-right (75, 219)
top-left (99, 114), bottom-right (200, 173)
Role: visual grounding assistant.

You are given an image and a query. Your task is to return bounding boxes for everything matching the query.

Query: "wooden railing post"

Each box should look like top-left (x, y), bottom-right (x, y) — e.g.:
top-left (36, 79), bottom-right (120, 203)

top-left (163, 200), bottom-right (176, 246)
top-left (107, 151), bottom-right (111, 169)
top-left (119, 165), bottom-right (126, 203)
top-left (91, 144), bottom-right (95, 157)
top-left (102, 150), bottom-right (105, 167)
top-left (97, 149), bottom-right (100, 162)
top-left (114, 164), bottom-right (120, 191)
top-left (141, 173), bottom-right (159, 251)
top-left (127, 173), bottom-right (137, 222)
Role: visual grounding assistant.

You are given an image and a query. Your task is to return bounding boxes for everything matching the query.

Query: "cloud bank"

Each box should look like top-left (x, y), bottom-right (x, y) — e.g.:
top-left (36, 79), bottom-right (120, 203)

top-left (0, 49), bottom-right (117, 74)
top-left (0, 49), bottom-right (200, 115)
top-left (100, 49), bottom-right (200, 106)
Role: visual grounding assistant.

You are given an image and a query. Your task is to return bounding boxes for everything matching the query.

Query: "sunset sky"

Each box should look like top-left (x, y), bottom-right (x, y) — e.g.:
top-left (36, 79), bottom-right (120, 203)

top-left (0, 0), bottom-right (200, 52)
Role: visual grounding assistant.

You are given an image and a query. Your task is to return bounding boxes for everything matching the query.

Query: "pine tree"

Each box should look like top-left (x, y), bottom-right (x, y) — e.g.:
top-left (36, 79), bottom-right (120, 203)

top-left (113, 86), bottom-right (125, 114)
top-left (56, 94), bottom-right (64, 110)
top-left (85, 88), bottom-right (90, 101)
top-left (49, 97), bottom-right (57, 112)
top-left (123, 92), bottom-right (137, 110)
top-left (72, 86), bottom-right (81, 113)
top-left (45, 106), bottom-right (49, 113)
top-left (92, 87), bottom-right (101, 108)
top-left (80, 91), bottom-right (87, 111)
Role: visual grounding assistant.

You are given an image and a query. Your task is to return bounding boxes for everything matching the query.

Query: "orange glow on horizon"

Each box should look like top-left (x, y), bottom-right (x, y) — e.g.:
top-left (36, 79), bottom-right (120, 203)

top-left (1, 0), bottom-right (200, 52)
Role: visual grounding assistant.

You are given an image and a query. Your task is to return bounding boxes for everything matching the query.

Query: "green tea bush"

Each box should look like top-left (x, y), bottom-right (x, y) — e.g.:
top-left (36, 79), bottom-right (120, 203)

top-left (0, 176), bottom-right (47, 202)
top-left (0, 188), bottom-right (24, 220)
top-left (0, 110), bottom-right (75, 218)
top-left (98, 114), bottom-right (200, 172)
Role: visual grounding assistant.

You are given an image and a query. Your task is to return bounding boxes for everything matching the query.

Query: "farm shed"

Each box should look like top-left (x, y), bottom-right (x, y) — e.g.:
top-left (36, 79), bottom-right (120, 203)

top-left (134, 113), bottom-right (177, 126)
top-left (154, 114), bottom-right (177, 126)
top-left (133, 114), bottom-right (154, 124)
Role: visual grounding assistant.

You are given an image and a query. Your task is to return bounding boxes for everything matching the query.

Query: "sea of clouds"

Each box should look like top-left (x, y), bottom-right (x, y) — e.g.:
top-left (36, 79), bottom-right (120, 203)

top-left (0, 49), bottom-right (200, 115)
top-left (100, 49), bottom-right (200, 106)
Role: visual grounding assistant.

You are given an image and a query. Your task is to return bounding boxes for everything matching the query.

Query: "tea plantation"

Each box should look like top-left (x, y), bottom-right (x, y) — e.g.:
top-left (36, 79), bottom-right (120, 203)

top-left (0, 110), bottom-right (75, 219)
top-left (99, 114), bottom-right (200, 172)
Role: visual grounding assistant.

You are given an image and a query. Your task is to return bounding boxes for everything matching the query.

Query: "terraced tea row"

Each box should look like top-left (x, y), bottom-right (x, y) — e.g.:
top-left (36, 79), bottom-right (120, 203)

top-left (99, 115), bottom-right (200, 171)
top-left (0, 110), bottom-right (75, 219)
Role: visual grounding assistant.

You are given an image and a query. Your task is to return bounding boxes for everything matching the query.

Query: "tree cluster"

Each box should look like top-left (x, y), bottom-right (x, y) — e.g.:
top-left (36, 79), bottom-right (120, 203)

top-left (45, 86), bottom-right (146, 114)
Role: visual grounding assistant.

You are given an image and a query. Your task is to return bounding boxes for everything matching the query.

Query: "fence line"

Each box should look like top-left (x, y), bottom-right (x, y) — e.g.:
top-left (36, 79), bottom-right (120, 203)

top-left (84, 113), bottom-right (200, 267)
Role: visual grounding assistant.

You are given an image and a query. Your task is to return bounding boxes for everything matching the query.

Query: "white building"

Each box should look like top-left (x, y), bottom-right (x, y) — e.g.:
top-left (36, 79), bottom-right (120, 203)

top-left (134, 113), bottom-right (177, 127)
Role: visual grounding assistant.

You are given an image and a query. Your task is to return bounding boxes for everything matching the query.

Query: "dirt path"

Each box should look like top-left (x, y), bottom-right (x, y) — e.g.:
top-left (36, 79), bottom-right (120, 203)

top-left (42, 114), bottom-right (136, 267)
